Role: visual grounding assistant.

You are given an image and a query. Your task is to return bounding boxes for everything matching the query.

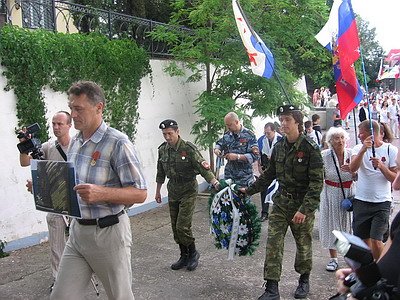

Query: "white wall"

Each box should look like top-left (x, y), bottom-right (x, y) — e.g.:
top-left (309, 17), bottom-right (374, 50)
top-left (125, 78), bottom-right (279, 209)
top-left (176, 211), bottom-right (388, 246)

top-left (0, 60), bottom-right (210, 251)
top-left (0, 60), bottom-right (308, 251)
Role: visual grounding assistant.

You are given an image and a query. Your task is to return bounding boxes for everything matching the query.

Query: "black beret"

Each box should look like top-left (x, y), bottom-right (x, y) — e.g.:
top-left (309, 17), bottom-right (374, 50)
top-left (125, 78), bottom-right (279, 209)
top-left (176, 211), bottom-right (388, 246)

top-left (159, 119), bottom-right (178, 129)
top-left (276, 104), bottom-right (299, 115)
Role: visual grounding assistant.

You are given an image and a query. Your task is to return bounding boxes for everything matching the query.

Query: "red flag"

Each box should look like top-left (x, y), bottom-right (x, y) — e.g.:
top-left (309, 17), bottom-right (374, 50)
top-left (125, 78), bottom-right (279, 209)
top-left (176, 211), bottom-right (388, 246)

top-left (316, 0), bottom-right (363, 118)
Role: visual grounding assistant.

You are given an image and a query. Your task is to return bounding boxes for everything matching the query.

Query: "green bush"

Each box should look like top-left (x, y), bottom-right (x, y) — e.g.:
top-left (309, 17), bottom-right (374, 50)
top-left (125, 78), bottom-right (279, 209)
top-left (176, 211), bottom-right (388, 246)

top-left (0, 25), bottom-right (151, 140)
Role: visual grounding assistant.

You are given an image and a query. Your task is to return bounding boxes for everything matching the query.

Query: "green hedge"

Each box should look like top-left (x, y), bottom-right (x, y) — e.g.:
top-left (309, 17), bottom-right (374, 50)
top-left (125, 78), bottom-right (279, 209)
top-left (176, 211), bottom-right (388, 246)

top-left (0, 25), bottom-right (151, 140)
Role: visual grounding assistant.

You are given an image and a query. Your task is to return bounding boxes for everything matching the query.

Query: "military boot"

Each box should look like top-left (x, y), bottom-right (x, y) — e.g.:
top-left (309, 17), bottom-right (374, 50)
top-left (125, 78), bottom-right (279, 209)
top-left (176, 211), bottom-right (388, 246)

top-left (186, 242), bottom-right (200, 271)
top-left (258, 280), bottom-right (280, 300)
top-left (171, 244), bottom-right (188, 270)
top-left (294, 273), bottom-right (310, 299)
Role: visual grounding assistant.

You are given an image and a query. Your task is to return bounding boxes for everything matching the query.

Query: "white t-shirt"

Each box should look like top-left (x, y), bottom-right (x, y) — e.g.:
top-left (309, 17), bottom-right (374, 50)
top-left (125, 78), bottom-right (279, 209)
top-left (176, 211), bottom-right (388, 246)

top-left (380, 107), bottom-right (390, 124)
top-left (352, 142), bottom-right (398, 203)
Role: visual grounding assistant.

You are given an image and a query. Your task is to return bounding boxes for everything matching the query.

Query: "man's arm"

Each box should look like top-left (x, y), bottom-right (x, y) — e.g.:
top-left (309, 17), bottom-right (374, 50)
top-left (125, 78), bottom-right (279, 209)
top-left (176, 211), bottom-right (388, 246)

top-left (74, 184), bottom-right (147, 205)
top-left (20, 153), bottom-right (32, 167)
top-left (349, 139), bottom-right (371, 172)
top-left (155, 182), bottom-right (163, 203)
top-left (243, 131), bottom-right (260, 164)
top-left (297, 145), bottom-right (324, 215)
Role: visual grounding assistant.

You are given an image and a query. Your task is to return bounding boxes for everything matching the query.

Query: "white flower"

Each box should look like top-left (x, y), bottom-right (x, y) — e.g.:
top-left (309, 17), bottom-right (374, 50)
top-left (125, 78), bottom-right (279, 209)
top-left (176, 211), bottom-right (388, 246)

top-left (220, 224), bottom-right (230, 234)
top-left (220, 195), bottom-right (231, 206)
top-left (237, 238), bottom-right (248, 247)
top-left (212, 204), bottom-right (221, 214)
top-left (234, 247), bottom-right (241, 255)
top-left (238, 224), bottom-right (248, 235)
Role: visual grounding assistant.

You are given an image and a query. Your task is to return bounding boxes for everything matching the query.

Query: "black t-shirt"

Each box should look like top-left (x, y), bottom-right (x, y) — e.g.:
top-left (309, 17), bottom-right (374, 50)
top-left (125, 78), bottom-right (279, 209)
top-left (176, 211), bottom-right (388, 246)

top-left (378, 211), bottom-right (400, 287)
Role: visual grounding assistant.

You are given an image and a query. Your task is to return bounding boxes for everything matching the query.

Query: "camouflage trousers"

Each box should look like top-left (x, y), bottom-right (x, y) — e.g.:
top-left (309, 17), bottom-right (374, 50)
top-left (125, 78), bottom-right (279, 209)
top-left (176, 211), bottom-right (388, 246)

top-left (263, 195), bottom-right (315, 281)
top-left (167, 180), bottom-right (198, 246)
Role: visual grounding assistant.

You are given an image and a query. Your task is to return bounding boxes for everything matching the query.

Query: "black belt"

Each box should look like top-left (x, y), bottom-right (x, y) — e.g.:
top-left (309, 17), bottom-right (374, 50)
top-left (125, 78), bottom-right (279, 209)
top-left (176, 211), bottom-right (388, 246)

top-left (77, 210), bottom-right (125, 228)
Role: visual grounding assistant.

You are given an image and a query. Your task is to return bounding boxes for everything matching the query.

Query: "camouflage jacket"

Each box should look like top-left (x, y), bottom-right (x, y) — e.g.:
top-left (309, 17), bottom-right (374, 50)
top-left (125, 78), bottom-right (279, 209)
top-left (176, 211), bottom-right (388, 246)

top-left (215, 126), bottom-right (259, 187)
top-left (247, 134), bottom-right (323, 214)
top-left (156, 137), bottom-right (215, 184)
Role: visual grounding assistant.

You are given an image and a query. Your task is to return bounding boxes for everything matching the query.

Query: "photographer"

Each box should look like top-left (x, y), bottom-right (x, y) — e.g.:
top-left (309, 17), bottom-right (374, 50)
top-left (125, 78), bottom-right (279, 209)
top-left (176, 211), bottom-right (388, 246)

top-left (335, 210), bottom-right (400, 299)
top-left (19, 111), bottom-right (72, 291)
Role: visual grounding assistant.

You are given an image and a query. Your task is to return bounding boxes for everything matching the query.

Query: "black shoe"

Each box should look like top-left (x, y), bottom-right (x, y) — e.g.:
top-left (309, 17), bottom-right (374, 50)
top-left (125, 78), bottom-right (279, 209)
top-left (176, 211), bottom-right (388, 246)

top-left (294, 273), bottom-right (310, 299)
top-left (171, 244), bottom-right (188, 270)
top-left (260, 214), bottom-right (268, 222)
top-left (187, 242), bottom-right (200, 271)
top-left (258, 280), bottom-right (280, 300)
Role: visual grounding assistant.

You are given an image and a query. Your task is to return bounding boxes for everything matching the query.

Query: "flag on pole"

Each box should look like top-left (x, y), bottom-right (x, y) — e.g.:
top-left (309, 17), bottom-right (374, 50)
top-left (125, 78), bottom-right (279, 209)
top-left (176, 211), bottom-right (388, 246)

top-left (315, 0), bottom-right (363, 119)
top-left (232, 0), bottom-right (274, 79)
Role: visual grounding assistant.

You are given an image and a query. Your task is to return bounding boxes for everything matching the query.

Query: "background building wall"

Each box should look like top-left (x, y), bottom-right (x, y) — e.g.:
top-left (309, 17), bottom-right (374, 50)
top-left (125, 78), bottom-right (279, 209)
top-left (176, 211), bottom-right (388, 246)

top-left (0, 60), bottom-right (210, 251)
top-left (0, 59), bottom-right (308, 251)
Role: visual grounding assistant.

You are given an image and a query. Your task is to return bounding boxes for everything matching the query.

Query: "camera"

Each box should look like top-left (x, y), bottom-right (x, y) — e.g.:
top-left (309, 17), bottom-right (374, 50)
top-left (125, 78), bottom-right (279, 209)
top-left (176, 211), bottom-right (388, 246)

top-left (17, 123), bottom-right (44, 160)
top-left (329, 231), bottom-right (397, 300)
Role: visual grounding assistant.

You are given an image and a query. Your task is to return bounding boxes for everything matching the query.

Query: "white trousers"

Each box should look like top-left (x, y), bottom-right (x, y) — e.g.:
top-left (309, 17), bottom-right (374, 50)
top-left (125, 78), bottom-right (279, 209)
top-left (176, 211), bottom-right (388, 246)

top-left (50, 213), bottom-right (134, 300)
top-left (46, 213), bottom-right (66, 279)
top-left (390, 118), bottom-right (399, 138)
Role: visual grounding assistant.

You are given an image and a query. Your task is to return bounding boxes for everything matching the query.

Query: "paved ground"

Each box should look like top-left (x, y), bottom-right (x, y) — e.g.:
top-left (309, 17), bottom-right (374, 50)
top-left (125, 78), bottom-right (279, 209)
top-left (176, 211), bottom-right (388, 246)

top-left (2, 193), bottom-right (399, 300)
top-left (1, 122), bottom-right (399, 300)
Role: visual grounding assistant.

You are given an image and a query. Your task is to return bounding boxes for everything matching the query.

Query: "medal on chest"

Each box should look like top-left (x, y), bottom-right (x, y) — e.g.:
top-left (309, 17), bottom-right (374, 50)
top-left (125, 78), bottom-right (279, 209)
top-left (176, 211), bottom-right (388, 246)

top-left (296, 151), bottom-right (304, 163)
top-left (181, 151), bottom-right (187, 161)
top-left (239, 138), bottom-right (248, 146)
top-left (91, 151), bottom-right (101, 166)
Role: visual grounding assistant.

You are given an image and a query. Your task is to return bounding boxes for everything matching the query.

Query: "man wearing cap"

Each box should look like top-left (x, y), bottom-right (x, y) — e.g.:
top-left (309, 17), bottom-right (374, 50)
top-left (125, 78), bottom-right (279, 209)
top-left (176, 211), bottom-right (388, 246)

top-left (214, 112), bottom-right (259, 187)
top-left (156, 119), bottom-right (220, 271)
top-left (240, 105), bottom-right (323, 300)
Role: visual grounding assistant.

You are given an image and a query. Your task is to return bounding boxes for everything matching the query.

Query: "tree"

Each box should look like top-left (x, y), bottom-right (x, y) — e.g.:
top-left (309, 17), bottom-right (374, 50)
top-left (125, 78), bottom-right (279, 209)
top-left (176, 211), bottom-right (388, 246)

top-left (151, 0), bottom-right (330, 170)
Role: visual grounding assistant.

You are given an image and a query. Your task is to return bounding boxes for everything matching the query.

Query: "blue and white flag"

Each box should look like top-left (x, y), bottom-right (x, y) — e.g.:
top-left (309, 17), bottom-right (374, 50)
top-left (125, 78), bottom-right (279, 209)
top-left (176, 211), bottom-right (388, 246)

top-left (232, 0), bottom-right (274, 79)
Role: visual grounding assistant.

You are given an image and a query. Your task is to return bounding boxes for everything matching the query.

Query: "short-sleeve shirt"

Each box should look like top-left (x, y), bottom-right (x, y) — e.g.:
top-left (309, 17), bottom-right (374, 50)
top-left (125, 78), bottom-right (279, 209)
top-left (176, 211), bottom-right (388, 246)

top-left (215, 126), bottom-right (259, 187)
top-left (68, 121), bottom-right (147, 219)
top-left (352, 143), bottom-right (398, 203)
top-left (156, 137), bottom-right (215, 184)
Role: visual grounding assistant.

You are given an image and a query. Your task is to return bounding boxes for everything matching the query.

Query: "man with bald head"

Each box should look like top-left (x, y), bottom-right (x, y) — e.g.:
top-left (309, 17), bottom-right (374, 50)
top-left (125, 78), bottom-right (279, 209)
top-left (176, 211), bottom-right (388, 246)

top-left (19, 111), bottom-right (72, 291)
top-left (214, 112), bottom-right (259, 187)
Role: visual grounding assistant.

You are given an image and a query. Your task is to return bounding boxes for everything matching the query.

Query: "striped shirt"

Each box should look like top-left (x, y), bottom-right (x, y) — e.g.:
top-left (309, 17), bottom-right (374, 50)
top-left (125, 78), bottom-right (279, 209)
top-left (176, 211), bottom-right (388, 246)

top-left (68, 121), bottom-right (147, 219)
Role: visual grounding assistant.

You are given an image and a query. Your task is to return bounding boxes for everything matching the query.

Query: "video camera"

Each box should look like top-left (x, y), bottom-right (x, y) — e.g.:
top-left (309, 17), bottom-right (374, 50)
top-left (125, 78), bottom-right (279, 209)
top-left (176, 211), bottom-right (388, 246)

top-left (16, 123), bottom-right (44, 160)
top-left (329, 231), bottom-right (397, 300)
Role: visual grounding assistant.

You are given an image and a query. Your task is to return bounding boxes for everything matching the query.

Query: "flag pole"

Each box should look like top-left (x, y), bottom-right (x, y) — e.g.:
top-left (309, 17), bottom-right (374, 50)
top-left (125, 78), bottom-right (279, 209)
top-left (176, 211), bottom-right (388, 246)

top-left (347, 0), bottom-right (375, 158)
top-left (235, 0), bottom-right (292, 104)
top-left (352, 108), bottom-right (358, 144)
top-left (360, 46), bottom-right (376, 159)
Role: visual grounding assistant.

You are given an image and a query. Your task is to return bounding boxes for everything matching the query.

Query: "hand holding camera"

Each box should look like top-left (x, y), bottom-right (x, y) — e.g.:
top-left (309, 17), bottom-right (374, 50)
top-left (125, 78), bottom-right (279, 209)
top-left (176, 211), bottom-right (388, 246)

top-left (16, 123), bottom-right (44, 160)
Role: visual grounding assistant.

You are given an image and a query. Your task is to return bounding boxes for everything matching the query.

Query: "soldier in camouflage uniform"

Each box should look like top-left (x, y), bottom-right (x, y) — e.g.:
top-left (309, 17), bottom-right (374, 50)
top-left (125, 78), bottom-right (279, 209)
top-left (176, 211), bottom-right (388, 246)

top-left (155, 119), bottom-right (220, 271)
top-left (214, 112), bottom-right (260, 187)
top-left (241, 105), bottom-right (323, 300)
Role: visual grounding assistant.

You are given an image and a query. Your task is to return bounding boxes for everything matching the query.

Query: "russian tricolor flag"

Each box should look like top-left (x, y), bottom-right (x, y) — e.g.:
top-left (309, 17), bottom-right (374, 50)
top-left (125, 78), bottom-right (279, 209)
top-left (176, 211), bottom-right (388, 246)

top-left (315, 0), bottom-right (363, 119)
top-left (232, 0), bottom-right (274, 79)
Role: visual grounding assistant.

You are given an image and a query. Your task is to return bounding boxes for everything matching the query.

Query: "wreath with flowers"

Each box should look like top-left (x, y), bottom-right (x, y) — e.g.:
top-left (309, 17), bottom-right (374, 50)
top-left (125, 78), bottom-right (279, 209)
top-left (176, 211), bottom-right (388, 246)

top-left (208, 179), bottom-right (261, 259)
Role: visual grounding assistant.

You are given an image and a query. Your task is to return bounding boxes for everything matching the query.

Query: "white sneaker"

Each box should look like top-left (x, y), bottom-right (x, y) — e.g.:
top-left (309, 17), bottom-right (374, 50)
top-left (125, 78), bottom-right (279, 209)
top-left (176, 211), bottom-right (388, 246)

top-left (326, 259), bottom-right (338, 272)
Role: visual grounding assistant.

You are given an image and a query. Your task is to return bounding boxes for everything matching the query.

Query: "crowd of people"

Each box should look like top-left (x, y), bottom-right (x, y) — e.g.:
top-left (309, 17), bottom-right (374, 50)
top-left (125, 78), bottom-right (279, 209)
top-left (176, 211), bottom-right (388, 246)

top-left (312, 87), bottom-right (332, 107)
top-left (242, 97), bottom-right (400, 299)
top-left (19, 82), bottom-right (400, 300)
